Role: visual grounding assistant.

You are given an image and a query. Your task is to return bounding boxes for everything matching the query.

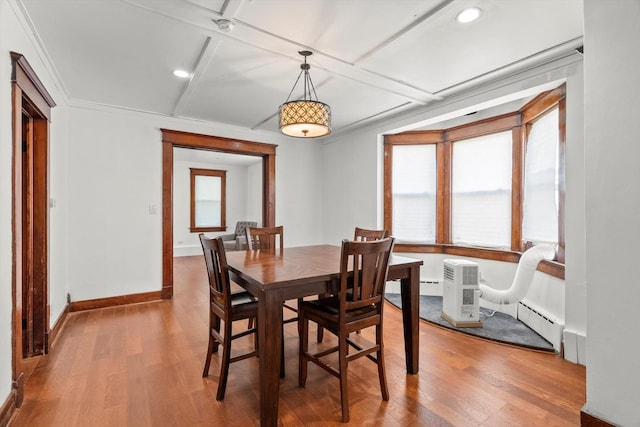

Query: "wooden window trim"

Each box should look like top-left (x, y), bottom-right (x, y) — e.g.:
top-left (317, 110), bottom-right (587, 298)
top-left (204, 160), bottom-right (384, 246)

top-left (444, 112), bottom-right (520, 142)
top-left (511, 126), bottom-right (524, 251)
top-left (189, 168), bottom-right (226, 232)
top-left (383, 84), bottom-right (566, 279)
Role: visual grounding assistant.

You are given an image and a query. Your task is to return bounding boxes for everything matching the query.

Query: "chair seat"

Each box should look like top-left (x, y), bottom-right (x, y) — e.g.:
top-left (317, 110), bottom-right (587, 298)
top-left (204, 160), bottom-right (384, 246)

top-left (212, 291), bottom-right (257, 319)
top-left (300, 297), bottom-right (379, 327)
top-left (229, 290), bottom-right (257, 305)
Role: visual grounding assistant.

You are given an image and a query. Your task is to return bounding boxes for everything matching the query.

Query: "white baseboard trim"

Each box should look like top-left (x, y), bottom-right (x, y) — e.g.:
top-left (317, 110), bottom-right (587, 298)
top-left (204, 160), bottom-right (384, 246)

top-left (563, 329), bottom-right (586, 365)
top-left (386, 279), bottom-right (439, 295)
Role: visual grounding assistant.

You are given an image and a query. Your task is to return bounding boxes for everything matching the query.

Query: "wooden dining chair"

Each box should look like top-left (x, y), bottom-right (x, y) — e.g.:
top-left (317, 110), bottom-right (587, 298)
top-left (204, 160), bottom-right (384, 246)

top-left (354, 227), bottom-right (388, 241)
top-left (245, 225), bottom-right (290, 376)
top-left (199, 234), bottom-right (258, 401)
top-left (298, 237), bottom-right (395, 423)
top-left (245, 226), bottom-right (297, 319)
top-left (245, 225), bottom-right (284, 251)
top-left (316, 227), bottom-right (390, 343)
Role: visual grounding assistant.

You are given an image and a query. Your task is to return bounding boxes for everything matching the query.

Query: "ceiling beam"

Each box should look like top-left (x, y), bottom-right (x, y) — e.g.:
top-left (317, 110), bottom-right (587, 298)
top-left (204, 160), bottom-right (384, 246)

top-left (172, 36), bottom-right (222, 118)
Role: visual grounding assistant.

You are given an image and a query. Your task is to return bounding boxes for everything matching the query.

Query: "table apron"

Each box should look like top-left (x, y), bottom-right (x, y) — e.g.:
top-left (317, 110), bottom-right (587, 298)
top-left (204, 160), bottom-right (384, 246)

top-left (229, 271), bottom-right (331, 301)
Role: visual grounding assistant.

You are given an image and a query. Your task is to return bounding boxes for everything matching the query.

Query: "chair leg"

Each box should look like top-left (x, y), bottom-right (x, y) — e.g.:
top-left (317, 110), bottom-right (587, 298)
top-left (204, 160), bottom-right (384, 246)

top-left (339, 335), bottom-right (350, 423)
top-left (376, 325), bottom-right (389, 401)
top-left (298, 315), bottom-right (309, 387)
top-left (315, 293), bottom-right (329, 342)
top-left (280, 323), bottom-right (285, 378)
top-left (203, 314), bottom-right (221, 377)
top-left (212, 315), bottom-right (221, 353)
top-left (202, 333), bottom-right (214, 377)
top-left (253, 320), bottom-right (258, 352)
top-left (294, 298), bottom-right (304, 339)
top-left (216, 322), bottom-right (233, 401)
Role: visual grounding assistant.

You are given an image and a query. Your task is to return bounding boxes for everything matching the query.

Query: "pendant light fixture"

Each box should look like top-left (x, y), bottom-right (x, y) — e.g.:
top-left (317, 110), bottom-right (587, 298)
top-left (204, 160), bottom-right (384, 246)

top-left (279, 51), bottom-right (331, 138)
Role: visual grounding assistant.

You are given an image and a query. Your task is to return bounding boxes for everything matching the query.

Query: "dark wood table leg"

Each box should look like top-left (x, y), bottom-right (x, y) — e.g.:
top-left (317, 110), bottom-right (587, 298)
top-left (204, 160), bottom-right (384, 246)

top-left (399, 265), bottom-right (420, 374)
top-left (259, 290), bottom-right (282, 427)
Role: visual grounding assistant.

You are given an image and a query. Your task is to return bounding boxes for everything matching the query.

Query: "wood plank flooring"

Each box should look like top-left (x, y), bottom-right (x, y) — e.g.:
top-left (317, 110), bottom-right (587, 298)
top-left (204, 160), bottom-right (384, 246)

top-left (9, 255), bottom-right (585, 426)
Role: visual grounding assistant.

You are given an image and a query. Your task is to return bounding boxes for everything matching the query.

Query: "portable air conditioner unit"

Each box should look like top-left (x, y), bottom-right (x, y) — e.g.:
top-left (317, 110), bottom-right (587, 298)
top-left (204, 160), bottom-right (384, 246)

top-left (441, 259), bottom-right (482, 328)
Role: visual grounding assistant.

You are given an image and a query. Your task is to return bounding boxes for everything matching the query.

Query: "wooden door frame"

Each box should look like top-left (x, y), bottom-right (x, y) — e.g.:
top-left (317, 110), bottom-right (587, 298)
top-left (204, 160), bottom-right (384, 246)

top-left (10, 52), bottom-right (55, 406)
top-left (161, 129), bottom-right (277, 299)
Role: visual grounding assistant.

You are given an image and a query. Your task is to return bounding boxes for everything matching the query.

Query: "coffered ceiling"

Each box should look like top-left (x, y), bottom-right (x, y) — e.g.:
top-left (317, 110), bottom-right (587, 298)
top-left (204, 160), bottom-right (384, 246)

top-left (17, 0), bottom-right (583, 138)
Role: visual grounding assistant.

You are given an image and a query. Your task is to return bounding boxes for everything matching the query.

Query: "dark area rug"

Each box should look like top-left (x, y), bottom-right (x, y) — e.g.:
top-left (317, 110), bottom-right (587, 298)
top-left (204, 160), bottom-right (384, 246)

top-left (384, 293), bottom-right (554, 352)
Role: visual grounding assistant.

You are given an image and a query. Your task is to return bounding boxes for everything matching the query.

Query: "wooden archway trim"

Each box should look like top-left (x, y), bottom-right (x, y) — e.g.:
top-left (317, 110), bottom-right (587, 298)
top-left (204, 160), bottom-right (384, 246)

top-left (161, 129), bottom-right (277, 299)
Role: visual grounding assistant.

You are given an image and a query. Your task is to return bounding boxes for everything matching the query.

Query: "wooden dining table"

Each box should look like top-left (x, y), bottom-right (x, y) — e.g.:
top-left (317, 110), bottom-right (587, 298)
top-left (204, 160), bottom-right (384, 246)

top-left (225, 244), bottom-right (423, 427)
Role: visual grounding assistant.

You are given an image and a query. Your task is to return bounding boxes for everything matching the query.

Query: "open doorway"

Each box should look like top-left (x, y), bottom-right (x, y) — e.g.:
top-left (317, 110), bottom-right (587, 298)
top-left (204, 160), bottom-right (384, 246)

top-left (161, 129), bottom-right (277, 299)
top-left (172, 147), bottom-right (263, 257)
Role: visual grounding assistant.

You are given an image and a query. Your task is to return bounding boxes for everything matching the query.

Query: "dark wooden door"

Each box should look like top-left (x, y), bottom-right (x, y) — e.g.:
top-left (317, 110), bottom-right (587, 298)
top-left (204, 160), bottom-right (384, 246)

top-left (21, 109), bottom-right (49, 357)
top-left (11, 52), bottom-right (56, 407)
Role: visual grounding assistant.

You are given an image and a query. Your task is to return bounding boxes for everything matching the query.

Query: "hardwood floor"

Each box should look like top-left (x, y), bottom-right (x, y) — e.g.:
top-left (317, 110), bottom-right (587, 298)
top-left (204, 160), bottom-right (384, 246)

top-left (9, 255), bottom-right (585, 426)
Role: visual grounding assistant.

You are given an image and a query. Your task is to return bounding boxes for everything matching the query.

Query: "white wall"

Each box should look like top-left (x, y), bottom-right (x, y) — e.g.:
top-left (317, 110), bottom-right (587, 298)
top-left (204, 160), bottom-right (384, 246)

top-left (48, 90), bottom-right (71, 329)
top-left (65, 106), bottom-right (164, 301)
top-left (247, 161), bottom-right (263, 227)
top-left (563, 61), bottom-right (587, 364)
top-left (321, 132), bottom-right (382, 244)
top-left (273, 138), bottom-right (325, 247)
top-left (583, 1), bottom-right (640, 425)
top-left (64, 104), bottom-right (324, 301)
top-left (0, 0), bottom-right (16, 407)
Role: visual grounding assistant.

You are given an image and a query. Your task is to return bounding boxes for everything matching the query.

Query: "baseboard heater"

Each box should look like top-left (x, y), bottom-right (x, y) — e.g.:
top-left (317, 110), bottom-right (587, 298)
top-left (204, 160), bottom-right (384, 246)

top-left (517, 301), bottom-right (564, 352)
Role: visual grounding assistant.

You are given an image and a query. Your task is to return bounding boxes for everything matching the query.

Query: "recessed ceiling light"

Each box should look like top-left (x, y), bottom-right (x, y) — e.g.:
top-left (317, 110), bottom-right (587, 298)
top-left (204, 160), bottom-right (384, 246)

top-left (456, 7), bottom-right (481, 23)
top-left (173, 69), bottom-right (190, 78)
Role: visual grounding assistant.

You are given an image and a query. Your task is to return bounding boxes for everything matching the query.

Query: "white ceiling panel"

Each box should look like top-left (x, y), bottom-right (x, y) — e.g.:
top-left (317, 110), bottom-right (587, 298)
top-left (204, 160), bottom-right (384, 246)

top-left (23, 0), bottom-right (210, 114)
top-left (314, 76), bottom-right (416, 131)
top-left (365, 0), bottom-right (583, 93)
top-left (179, 42), bottom-right (297, 127)
top-left (235, 0), bottom-right (444, 62)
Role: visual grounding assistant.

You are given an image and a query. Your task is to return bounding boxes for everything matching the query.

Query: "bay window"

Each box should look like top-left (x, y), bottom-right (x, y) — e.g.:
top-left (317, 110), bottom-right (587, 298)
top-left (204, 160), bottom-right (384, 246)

top-left (384, 84), bottom-right (565, 276)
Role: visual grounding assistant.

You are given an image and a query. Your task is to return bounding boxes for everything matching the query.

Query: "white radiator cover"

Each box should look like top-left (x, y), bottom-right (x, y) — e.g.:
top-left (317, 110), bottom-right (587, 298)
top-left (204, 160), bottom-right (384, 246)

top-left (517, 301), bottom-right (564, 352)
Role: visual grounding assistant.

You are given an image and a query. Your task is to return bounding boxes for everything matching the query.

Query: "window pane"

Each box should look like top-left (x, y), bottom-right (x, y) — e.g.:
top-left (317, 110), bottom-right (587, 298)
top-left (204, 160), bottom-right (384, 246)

top-left (195, 175), bottom-right (221, 227)
top-left (392, 144), bottom-right (437, 242)
top-left (523, 108), bottom-right (559, 244)
top-left (452, 132), bottom-right (512, 248)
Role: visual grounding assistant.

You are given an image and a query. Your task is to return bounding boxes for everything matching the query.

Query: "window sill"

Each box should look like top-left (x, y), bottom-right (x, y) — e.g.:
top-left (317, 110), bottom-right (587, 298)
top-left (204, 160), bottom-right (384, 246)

top-left (190, 226), bottom-right (226, 233)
